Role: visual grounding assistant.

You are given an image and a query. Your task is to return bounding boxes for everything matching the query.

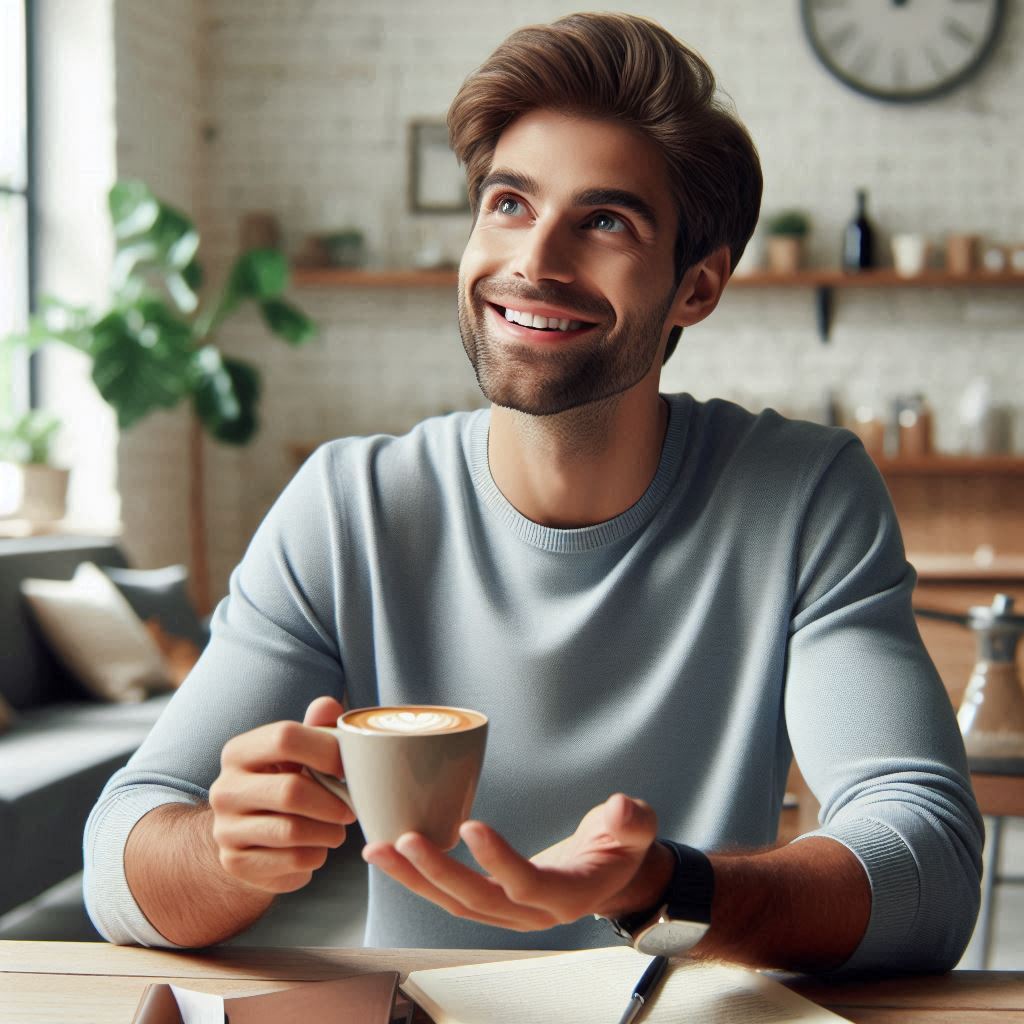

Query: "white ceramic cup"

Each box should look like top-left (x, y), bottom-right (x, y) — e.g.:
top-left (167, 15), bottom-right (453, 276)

top-left (892, 234), bottom-right (930, 277)
top-left (310, 704), bottom-right (488, 850)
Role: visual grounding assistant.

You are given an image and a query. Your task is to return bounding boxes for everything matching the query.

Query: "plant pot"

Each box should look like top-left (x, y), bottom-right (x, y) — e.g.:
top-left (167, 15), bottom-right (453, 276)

top-left (766, 236), bottom-right (803, 274)
top-left (0, 462), bottom-right (70, 522)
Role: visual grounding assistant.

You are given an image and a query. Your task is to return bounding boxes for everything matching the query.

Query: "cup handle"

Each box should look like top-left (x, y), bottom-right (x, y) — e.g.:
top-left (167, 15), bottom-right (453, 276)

top-left (308, 726), bottom-right (355, 813)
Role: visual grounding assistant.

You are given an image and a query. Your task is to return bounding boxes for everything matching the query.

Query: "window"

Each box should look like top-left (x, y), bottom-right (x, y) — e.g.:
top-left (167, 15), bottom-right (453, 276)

top-left (0, 0), bottom-right (34, 417)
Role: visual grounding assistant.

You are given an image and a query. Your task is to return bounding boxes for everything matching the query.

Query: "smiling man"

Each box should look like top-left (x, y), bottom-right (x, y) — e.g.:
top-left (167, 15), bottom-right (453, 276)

top-left (85, 13), bottom-right (982, 974)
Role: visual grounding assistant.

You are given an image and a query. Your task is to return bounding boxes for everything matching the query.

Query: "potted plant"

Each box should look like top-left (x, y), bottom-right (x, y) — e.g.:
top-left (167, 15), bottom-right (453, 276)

top-left (2, 180), bottom-right (317, 609)
top-left (0, 409), bottom-right (69, 522)
top-left (764, 210), bottom-right (811, 273)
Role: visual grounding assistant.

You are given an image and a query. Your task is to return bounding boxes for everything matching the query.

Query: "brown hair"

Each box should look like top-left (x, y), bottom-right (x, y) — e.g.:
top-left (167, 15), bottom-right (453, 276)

top-left (447, 12), bottom-right (763, 362)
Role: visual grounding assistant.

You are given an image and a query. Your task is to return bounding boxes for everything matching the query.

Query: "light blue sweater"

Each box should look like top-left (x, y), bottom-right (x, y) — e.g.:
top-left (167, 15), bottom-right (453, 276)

top-left (84, 394), bottom-right (982, 970)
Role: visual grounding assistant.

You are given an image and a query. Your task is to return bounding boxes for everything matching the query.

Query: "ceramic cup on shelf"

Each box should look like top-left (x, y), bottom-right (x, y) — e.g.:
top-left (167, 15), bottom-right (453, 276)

top-left (892, 234), bottom-right (930, 277)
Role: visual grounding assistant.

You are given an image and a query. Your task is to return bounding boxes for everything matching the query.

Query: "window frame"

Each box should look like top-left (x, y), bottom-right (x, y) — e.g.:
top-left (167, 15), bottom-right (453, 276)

top-left (0, 0), bottom-right (38, 410)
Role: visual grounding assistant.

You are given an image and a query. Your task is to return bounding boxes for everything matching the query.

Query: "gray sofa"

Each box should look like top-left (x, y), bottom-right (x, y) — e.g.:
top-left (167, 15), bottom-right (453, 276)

top-left (0, 536), bottom-right (173, 917)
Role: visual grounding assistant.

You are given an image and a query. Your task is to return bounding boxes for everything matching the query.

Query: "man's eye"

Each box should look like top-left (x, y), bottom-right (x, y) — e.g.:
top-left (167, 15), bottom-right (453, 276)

top-left (496, 196), bottom-right (522, 216)
top-left (589, 212), bottom-right (626, 233)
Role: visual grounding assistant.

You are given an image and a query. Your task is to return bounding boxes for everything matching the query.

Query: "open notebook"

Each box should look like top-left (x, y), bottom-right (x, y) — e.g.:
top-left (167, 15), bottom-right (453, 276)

top-left (401, 946), bottom-right (851, 1024)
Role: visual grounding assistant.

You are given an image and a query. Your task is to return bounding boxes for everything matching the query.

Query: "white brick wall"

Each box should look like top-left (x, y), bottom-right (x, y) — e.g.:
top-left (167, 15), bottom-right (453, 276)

top-left (112, 0), bottom-right (201, 574)
top-left (110, 0), bottom-right (1024, 598)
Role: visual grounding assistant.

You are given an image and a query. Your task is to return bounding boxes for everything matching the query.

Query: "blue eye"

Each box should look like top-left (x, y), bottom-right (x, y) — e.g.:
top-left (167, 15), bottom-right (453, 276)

top-left (589, 212), bottom-right (625, 233)
top-left (496, 196), bottom-right (523, 216)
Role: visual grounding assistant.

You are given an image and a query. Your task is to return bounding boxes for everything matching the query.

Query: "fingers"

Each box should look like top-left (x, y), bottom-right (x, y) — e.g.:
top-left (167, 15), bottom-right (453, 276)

top-left (363, 834), bottom-right (558, 931)
top-left (209, 707), bottom-right (356, 894)
top-left (602, 793), bottom-right (658, 852)
top-left (211, 770), bottom-right (354, 825)
top-left (221, 719), bottom-right (343, 778)
top-left (213, 810), bottom-right (348, 852)
top-left (217, 839), bottom-right (332, 894)
top-left (303, 695), bottom-right (346, 727)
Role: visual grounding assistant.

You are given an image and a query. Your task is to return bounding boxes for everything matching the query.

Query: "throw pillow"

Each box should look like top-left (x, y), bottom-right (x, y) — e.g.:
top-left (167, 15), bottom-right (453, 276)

top-left (20, 562), bottom-right (172, 702)
top-left (99, 563), bottom-right (209, 649)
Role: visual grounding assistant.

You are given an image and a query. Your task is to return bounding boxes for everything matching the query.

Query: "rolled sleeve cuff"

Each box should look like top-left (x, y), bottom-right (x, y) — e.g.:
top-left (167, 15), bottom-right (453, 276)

top-left (794, 816), bottom-right (920, 972)
top-left (83, 785), bottom-right (199, 948)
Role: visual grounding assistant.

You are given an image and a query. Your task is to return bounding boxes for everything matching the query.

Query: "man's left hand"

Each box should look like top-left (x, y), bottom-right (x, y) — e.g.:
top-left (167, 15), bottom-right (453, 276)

top-left (361, 793), bottom-right (672, 931)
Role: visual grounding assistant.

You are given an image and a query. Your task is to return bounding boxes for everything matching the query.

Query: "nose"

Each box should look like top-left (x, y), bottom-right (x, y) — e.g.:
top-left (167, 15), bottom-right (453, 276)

top-left (508, 219), bottom-right (575, 285)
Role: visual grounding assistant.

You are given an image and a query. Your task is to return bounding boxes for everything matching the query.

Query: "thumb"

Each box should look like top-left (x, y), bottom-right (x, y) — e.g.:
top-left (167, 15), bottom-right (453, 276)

top-left (303, 695), bottom-right (346, 727)
top-left (603, 793), bottom-right (658, 852)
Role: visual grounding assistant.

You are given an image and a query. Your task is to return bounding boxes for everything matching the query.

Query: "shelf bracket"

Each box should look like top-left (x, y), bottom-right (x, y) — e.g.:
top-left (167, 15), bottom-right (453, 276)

top-left (815, 285), bottom-right (833, 343)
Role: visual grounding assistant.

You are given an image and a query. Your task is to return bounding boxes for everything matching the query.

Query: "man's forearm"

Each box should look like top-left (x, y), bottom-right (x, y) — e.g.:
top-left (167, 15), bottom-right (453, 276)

top-left (696, 836), bottom-right (871, 971)
top-left (124, 803), bottom-right (274, 947)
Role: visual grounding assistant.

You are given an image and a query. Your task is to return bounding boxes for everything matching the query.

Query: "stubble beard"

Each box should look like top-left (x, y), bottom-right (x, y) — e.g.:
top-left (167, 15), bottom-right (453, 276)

top-left (457, 277), bottom-right (675, 418)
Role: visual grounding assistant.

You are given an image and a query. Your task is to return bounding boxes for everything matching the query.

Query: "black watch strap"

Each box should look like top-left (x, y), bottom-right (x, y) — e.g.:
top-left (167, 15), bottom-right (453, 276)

top-left (605, 840), bottom-right (715, 939)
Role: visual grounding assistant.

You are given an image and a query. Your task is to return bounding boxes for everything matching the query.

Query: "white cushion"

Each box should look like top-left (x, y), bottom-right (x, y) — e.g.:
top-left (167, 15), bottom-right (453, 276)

top-left (20, 562), bottom-right (172, 702)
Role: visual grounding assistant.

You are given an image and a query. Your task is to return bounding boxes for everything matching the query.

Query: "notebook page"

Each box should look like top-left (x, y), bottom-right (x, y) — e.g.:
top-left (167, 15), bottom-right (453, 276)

top-left (401, 947), bottom-right (850, 1024)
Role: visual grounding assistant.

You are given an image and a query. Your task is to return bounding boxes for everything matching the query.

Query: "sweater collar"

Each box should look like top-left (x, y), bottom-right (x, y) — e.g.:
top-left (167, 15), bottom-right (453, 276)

top-left (469, 393), bottom-right (692, 552)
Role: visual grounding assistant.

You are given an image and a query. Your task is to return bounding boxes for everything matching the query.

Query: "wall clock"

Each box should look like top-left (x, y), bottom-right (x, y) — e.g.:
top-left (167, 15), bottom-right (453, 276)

top-left (800, 0), bottom-right (1006, 104)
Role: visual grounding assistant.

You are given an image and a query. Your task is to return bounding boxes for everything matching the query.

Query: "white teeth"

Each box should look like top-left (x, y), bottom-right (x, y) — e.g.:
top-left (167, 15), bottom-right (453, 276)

top-left (502, 307), bottom-right (586, 332)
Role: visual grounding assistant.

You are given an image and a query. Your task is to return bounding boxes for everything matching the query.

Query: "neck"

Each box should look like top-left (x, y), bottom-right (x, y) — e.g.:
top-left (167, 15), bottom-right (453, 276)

top-left (487, 381), bottom-right (670, 528)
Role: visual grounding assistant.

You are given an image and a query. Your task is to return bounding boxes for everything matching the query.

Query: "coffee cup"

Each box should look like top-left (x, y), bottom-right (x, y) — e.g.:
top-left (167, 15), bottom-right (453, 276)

top-left (310, 705), bottom-right (488, 850)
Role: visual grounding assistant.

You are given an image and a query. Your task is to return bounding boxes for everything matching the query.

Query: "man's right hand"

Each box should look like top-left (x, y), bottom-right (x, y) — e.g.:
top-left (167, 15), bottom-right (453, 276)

top-left (208, 696), bottom-right (356, 893)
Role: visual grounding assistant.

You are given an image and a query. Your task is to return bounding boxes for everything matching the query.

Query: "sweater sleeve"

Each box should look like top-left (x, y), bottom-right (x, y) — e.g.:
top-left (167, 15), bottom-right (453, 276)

top-left (783, 437), bottom-right (983, 972)
top-left (83, 445), bottom-right (348, 946)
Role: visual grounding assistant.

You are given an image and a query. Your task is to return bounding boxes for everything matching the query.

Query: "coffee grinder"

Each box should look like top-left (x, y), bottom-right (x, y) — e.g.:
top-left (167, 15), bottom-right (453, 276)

top-left (917, 594), bottom-right (1024, 760)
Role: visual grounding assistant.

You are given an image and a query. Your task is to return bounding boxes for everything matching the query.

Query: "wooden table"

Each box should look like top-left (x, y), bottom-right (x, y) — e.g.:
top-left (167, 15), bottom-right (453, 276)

top-left (1, 940), bottom-right (1022, 1023)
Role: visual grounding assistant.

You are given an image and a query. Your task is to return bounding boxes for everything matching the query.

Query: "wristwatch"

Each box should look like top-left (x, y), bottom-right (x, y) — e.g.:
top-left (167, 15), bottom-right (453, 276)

top-left (596, 841), bottom-right (715, 957)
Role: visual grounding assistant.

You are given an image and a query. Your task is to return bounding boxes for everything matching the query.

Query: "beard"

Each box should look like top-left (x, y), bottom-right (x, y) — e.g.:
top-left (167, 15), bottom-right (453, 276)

top-left (458, 275), bottom-right (676, 417)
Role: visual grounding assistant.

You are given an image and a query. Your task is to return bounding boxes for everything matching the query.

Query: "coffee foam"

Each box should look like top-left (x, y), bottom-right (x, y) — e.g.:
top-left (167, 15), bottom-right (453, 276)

top-left (344, 706), bottom-right (483, 735)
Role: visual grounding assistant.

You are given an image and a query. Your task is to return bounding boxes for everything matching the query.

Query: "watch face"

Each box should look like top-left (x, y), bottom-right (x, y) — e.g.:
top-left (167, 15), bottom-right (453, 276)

top-left (635, 919), bottom-right (710, 957)
top-left (801, 0), bottom-right (1005, 104)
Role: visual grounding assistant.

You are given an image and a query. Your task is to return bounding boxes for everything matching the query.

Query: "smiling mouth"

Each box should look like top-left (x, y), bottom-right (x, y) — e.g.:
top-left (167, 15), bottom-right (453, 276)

top-left (488, 302), bottom-right (597, 333)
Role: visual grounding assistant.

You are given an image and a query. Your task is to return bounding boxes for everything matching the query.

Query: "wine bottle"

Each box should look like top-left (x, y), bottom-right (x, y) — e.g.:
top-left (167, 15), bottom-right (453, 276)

top-left (842, 189), bottom-right (874, 271)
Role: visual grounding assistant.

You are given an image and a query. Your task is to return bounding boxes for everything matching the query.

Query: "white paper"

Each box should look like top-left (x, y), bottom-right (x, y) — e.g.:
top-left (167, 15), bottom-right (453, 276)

top-left (401, 947), bottom-right (850, 1024)
top-left (169, 984), bottom-right (225, 1024)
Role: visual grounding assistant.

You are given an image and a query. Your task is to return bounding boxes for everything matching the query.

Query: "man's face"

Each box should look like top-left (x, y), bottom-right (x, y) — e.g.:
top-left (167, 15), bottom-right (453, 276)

top-left (458, 110), bottom-right (682, 417)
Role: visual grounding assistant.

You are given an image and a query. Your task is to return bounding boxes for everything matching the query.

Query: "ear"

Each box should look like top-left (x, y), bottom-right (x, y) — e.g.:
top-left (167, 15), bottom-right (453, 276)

top-left (667, 245), bottom-right (732, 329)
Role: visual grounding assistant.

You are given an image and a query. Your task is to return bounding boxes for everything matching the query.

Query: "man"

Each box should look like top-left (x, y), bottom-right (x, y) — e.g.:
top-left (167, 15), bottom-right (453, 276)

top-left (85, 13), bottom-right (982, 972)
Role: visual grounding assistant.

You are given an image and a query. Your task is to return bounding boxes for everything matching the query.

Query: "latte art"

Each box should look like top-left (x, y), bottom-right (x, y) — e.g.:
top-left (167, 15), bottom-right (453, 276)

top-left (344, 705), bottom-right (484, 735)
top-left (369, 711), bottom-right (463, 733)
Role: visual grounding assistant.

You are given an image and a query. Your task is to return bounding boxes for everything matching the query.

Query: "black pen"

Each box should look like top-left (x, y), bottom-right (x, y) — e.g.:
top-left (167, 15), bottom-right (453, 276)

top-left (616, 955), bottom-right (669, 1024)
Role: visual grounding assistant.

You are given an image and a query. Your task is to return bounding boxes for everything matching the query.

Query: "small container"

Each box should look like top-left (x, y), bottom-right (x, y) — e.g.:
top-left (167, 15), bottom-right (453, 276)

top-left (981, 244), bottom-right (1008, 273)
top-left (893, 394), bottom-right (933, 458)
top-left (945, 234), bottom-right (979, 275)
top-left (850, 406), bottom-right (886, 458)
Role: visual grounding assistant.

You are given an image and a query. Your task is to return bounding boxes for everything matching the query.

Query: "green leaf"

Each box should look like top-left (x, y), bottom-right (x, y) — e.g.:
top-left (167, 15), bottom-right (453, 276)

top-left (109, 180), bottom-right (160, 239)
top-left (109, 180), bottom-right (199, 292)
top-left (2, 297), bottom-right (95, 353)
top-left (226, 249), bottom-right (288, 302)
top-left (182, 259), bottom-right (203, 292)
top-left (260, 299), bottom-right (317, 345)
top-left (0, 409), bottom-right (61, 464)
top-left (88, 302), bottom-right (195, 429)
top-left (191, 348), bottom-right (260, 445)
top-left (166, 272), bottom-right (199, 315)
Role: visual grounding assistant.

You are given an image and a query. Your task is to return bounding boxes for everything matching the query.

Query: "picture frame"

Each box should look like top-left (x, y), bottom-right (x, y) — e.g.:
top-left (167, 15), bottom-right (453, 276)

top-left (408, 119), bottom-right (470, 214)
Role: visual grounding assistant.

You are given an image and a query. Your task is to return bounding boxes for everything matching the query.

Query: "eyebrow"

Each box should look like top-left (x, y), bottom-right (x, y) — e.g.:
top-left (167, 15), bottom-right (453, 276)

top-left (479, 169), bottom-right (660, 234)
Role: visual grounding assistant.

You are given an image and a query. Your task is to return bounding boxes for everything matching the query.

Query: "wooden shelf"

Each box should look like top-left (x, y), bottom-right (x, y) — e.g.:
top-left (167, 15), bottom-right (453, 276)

top-left (293, 267), bottom-right (458, 287)
top-left (291, 266), bottom-right (1024, 342)
top-left (731, 269), bottom-right (1024, 288)
top-left (291, 266), bottom-right (1024, 290)
top-left (910, 553), bottom-right (1024, 582)
top-left (874, 455), bottom-right (1024, 477)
